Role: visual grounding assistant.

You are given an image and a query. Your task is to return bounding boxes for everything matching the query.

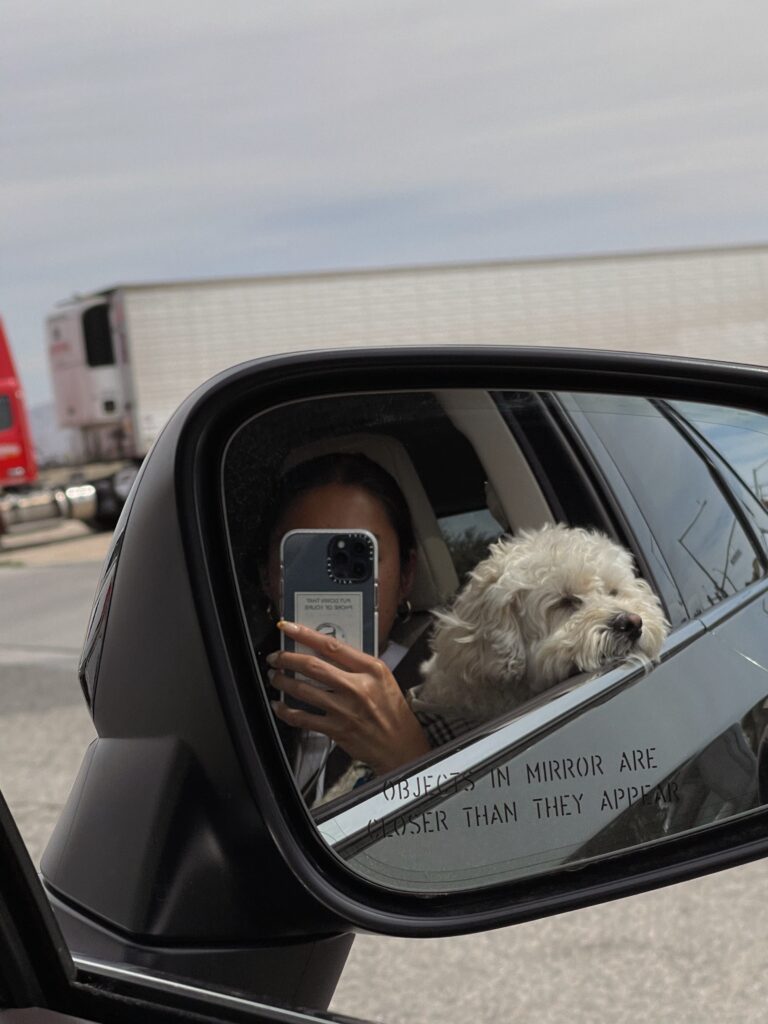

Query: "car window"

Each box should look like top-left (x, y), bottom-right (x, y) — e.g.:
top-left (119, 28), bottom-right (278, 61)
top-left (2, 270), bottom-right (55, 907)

top-left (559, 394), bottom-right (763, 622)
top-left (493, 390), bottom-right (618, 532)
top-left (667, 401), bottom-right (768, 560)
top-left (437, 508), bottom-right (505, 581)
top-left (670, 401), bottom-right (768, 508)
top-left (0, 394), bottom-right (12, 431)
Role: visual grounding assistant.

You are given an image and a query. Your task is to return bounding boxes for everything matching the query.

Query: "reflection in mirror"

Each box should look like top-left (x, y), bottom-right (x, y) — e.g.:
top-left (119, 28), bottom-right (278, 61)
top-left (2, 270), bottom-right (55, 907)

top-left (223, 389), bottom-right (768, 894)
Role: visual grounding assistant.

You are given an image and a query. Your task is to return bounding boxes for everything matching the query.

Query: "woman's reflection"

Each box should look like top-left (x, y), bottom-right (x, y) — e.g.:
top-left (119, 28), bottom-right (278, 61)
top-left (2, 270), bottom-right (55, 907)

top-left (260, 453), bottom-right (433, 804)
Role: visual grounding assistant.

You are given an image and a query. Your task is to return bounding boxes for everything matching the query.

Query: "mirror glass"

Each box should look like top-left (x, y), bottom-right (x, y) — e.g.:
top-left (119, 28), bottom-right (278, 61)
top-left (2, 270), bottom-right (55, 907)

top-left (223, 388), bottom-right (768, 894)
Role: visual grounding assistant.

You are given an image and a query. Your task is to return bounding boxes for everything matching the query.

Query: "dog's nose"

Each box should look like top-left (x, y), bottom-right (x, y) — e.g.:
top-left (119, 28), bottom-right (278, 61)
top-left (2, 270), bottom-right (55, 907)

top-left (611, 612), bottom-right (643, 640)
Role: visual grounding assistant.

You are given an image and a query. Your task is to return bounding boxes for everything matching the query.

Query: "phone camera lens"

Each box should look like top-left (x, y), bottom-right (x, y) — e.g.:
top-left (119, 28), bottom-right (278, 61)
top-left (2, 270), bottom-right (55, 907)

top-left (330, 546), bottom-right (350, 580)
top-left (352, 561), bottom-right (366, 577)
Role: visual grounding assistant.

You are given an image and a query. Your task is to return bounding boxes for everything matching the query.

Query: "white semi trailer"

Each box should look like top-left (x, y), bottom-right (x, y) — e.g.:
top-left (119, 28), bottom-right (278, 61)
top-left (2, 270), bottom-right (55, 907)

top-left (46, 243), bottom-right (768, 524)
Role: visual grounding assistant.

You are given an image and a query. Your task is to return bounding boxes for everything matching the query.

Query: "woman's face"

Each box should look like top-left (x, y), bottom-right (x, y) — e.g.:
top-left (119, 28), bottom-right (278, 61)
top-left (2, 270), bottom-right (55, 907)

top-left (265, 483), bottom-right (415, 646)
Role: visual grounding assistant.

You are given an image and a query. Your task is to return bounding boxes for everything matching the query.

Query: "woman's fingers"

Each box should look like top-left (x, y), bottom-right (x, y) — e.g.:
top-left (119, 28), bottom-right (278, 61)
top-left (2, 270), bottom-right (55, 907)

top-left (270, 696), bottom-right (342, 737)
top-left (267, 642), bottom-right (389, 702)
top-left (268, 650), bottom-right (352, 692)
top-left (268, 669), bottom-right (339, 712)
top-left (271, 697), bottom-right (334, 735)
top-left (277, 620), bottom-right (377, 673)
top-left (269, 677), bottom-right (352, 744)
top-left (266, 623), bottom-right (432, 774)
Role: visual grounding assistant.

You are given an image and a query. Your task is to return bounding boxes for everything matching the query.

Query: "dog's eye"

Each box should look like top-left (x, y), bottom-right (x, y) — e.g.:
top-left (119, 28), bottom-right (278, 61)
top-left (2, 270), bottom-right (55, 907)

top-left (608, 588), bottom-right (619, 597)
top-left (557, 595), bottom-right (582, 612)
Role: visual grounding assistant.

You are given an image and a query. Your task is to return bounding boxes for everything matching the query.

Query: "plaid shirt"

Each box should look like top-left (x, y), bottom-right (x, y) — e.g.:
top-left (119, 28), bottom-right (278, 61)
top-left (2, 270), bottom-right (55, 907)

top-left (407, 684), bottom-right (476, 748)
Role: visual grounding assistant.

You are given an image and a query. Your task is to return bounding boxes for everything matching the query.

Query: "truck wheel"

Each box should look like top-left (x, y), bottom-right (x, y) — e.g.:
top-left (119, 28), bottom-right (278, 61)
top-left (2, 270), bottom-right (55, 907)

top-left (87, 477), bottom-right (123, 531)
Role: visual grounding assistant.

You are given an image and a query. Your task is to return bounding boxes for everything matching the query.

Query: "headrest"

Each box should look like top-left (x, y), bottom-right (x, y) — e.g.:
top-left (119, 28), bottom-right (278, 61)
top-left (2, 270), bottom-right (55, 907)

top-left (283, 433), bottom-right (459, 611)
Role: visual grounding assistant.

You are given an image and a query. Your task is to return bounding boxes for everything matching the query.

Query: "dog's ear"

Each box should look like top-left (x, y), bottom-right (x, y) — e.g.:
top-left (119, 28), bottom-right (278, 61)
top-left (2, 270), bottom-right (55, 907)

top-left (421, 570), bottom-right (529, 720)
top-left (474, 583), bottom-right (528, 694)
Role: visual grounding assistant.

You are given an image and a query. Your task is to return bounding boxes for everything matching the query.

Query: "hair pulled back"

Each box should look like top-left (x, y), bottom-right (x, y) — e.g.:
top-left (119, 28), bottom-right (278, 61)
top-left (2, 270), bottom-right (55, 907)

top-left (264, 452), bottom-right (416, 570)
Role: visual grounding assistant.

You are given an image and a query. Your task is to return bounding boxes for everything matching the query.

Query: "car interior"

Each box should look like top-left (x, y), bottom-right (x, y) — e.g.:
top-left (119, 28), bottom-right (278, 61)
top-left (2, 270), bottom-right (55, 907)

top-left (224, 387), bottom-right (638, 648)
top-left (222, 388), bottom-right (669, 815)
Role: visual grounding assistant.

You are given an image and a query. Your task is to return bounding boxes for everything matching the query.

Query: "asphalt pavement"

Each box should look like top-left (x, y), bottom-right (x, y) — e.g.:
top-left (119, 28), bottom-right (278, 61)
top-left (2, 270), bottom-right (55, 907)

top-left (2, 522), bottom-right (768, 1023)
top-left (0, 522), bottom-right (103, 867)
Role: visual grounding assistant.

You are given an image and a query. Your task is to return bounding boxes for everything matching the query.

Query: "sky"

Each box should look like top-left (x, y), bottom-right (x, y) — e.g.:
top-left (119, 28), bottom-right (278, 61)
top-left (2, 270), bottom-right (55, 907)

top-left (3, 0), bottom-right (768, 405)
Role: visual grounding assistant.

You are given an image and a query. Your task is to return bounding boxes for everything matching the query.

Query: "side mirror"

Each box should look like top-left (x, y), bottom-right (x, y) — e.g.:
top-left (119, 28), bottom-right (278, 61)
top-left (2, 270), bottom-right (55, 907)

top-left (41, 347), bottom-right (768, 1006)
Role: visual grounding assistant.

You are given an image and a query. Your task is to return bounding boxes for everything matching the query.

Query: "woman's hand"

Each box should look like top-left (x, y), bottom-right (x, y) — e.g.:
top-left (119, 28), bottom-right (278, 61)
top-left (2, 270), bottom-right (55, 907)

top-left (268, 620), bottom-right (431, 775)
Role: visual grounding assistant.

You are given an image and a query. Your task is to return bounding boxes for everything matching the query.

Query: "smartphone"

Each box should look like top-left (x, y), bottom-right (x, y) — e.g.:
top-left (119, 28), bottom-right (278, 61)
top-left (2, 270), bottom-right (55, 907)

top-left (279, 529), bottom-right (379, 713)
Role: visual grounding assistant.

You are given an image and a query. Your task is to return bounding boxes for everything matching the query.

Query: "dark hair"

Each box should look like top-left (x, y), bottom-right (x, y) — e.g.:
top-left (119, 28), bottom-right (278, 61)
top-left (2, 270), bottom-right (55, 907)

top-left (263, 452), bottom-right (416, 570)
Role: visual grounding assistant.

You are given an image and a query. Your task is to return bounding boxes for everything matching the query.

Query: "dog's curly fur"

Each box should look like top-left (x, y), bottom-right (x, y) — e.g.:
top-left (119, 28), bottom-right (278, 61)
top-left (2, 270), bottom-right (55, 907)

top-left (418, 523), bottom-right (670, 722)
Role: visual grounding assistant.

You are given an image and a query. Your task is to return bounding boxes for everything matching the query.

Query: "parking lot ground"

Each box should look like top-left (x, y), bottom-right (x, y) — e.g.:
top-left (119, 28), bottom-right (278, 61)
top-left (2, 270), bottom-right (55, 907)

top-left (0, 519), bottom-right (112, 568)
top-left (0, 525), bottom-right (107, 861)
top-left (3, 520), bottom-right (768, 1023)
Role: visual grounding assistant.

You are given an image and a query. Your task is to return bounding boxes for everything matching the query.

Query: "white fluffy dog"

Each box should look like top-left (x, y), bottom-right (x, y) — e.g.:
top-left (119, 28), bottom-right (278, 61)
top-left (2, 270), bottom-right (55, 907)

top-left (317, 524), bottom-right (669, 807)
top-left (417, 523), bottom-right (669, 722)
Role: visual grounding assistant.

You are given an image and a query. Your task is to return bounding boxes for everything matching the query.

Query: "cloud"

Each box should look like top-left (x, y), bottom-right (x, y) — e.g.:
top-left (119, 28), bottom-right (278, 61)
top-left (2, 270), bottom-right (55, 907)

top-left (3, 0), bottom-right (768, 402)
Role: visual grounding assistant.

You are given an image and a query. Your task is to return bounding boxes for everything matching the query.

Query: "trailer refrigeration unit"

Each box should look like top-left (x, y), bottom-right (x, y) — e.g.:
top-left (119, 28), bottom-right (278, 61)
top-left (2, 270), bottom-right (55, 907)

top-left (46, 244), bottom-right (768, 524)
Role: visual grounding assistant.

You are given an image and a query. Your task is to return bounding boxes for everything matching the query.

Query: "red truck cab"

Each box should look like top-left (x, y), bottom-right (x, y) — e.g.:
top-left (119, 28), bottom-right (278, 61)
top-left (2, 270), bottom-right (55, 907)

top-left (0, 317), bottom-right (38, 489)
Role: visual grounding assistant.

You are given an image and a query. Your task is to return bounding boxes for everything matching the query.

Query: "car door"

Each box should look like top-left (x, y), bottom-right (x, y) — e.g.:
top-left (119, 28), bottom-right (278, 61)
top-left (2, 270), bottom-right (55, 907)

top-left (550, 392), bottom-right (768, 848)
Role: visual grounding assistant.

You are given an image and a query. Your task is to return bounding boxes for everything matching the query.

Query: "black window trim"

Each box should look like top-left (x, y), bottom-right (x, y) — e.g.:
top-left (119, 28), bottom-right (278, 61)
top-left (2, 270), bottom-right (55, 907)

top-left (73, 955), bottom-right (347, 1024)
top-left (491, 391), bottom-right (572, 523)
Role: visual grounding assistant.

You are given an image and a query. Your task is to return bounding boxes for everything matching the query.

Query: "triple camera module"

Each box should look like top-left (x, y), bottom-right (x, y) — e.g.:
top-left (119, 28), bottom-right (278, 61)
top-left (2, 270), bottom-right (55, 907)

top-left (326, 533), bottom-right (374, 584)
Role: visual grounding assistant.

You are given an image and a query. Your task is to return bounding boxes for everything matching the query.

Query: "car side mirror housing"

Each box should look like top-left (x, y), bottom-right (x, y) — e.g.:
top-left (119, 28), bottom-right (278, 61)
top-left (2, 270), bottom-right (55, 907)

top-left (40, 347), bottom-right (768, 1006)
